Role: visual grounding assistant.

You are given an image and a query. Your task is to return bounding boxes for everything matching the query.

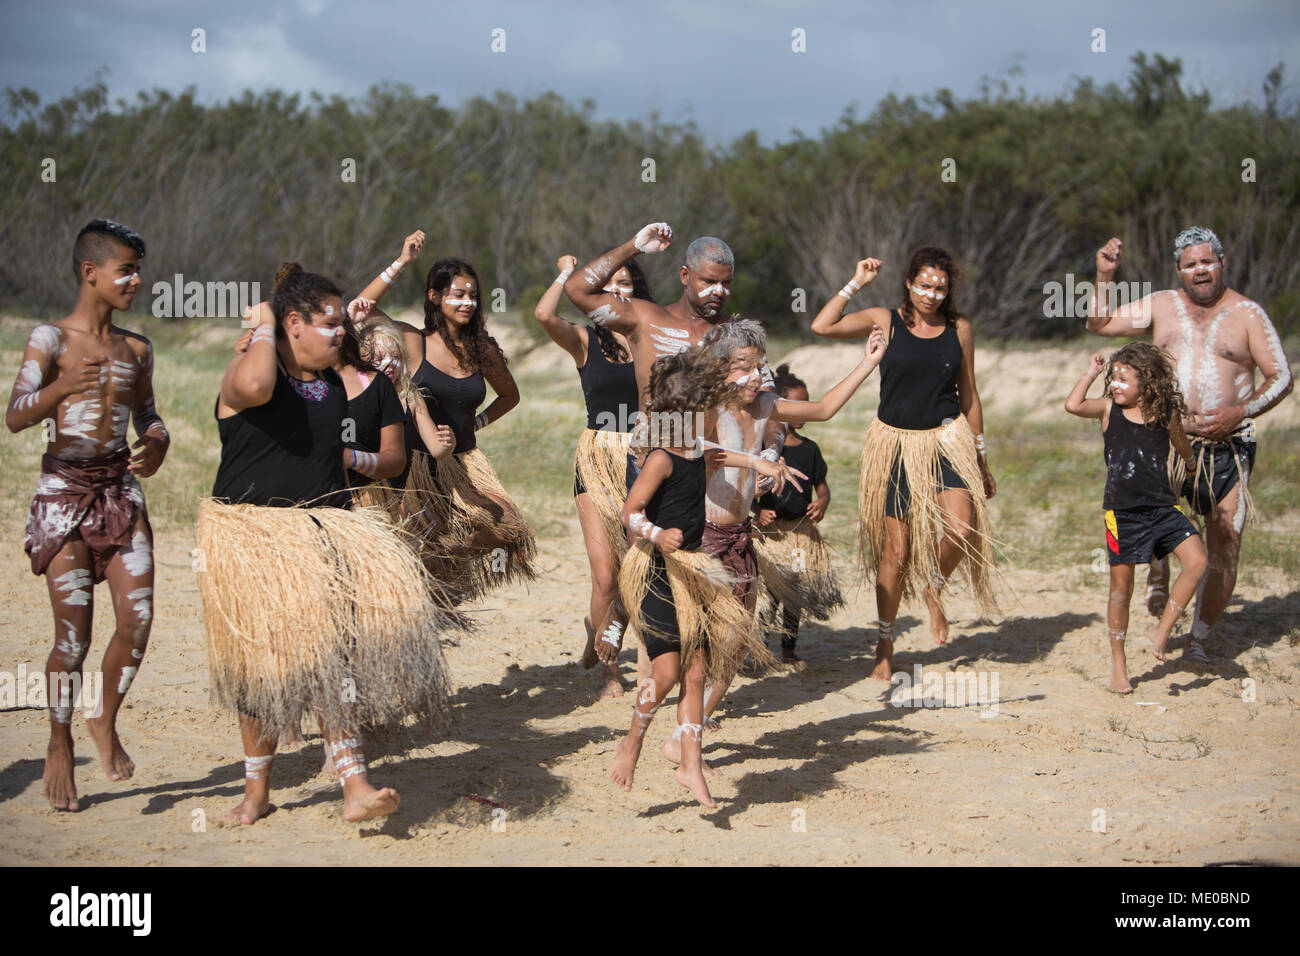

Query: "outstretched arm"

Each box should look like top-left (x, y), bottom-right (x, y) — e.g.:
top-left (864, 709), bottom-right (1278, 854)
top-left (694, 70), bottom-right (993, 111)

top-left (955, 319), bottom-right (996, 498)
top-left (563, 222), bottom-right (672, 335)
top-left (1064, 353), bottom-right (1110, 419)
top-left (774, 327), bottom-right (885, 423)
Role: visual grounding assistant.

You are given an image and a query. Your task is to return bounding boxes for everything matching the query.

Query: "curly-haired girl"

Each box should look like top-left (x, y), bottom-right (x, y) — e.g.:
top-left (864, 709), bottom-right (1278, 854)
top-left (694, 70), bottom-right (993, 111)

top-left (1065, 343), bottom-right (1208, 692)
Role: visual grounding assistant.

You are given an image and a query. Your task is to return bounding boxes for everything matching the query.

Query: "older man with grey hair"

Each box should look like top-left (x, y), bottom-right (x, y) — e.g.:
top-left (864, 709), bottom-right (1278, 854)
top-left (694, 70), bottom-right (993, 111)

top-left (1085, 227), bottom-right (1293, 665)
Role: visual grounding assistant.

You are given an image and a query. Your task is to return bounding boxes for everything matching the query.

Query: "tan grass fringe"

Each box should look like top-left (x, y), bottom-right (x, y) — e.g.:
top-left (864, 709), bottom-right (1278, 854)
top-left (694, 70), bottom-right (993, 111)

top-left (857, 417), bottom-right (999, 618)
top-left (618, 539), bottom-right (775, 683)
top-left (196, 499), bottom-right (453, 743)
top-left (753, 516), bottom-right (844, 620)
top-left (574, 428), bottom-right (633, 553)
top-left (413, 447), bottom-right (537, 603)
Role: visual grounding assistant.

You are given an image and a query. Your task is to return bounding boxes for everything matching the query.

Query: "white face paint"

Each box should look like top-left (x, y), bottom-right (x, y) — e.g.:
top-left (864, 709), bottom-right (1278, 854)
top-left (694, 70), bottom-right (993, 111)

top-left (113, 272), bottom-right (139, 286)
top-left (313, 325), bottom-right (341, 339)
top-left (697, 283), bottom-right (727, 299)
top-left (323, 305), bottom-right (335, 316)
top-left (1177, 260), bottom-right (1221, 275)
top-left (444, 296), bottom-right (477, 309)
top-left (910, 284), bottom-right (947, 302)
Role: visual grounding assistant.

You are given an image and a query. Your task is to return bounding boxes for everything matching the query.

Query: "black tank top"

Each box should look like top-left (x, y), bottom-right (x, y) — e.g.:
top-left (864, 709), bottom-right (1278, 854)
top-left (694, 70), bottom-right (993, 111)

top-left (1103, 406), bottom-right (1175, 510)
top-left (344, 370), bottom-right (405, 486)
top-left (212, 366), bottom-right (351, 508)
top-left (411, 335), bottom-right (487, 455)
top-left (876, 309), bottom-right (962, 430)
top-left (643, 448), bottom-right (706, 551)
top-left (578, 328), bottom-right (638, 431)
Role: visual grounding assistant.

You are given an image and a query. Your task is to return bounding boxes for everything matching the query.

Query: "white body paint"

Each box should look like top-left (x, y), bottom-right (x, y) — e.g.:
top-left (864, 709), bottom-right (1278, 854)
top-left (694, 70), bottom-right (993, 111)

top-left (54, 568), bottom-right (92, 606)
top-left (117, 666), bottom-right (138, 693)
top-left (648, 323), bottom-right (691, 358)
top-left (587, 305), bottom-right (619, 326)
top-left (119, 530), bottom-right (152, 577)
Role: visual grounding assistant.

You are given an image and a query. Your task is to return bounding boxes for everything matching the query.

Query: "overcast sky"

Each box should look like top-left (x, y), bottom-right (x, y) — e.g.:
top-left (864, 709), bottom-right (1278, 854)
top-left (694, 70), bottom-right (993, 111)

top-left (1, 0), bottom-right (1296, 142)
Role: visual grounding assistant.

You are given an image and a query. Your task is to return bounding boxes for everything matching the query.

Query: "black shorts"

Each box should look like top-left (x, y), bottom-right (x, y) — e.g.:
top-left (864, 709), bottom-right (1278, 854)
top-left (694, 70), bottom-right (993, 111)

top-left (625, 451), bottom-right (642, 493)
top-left (639, 549), bottom-right (684, 660)
top-left (1181, 425), bottom-right (1256, 516)
top-left (573, 465), bottom-right (585, 498)
top-left (1104, 505), bottom-right (1198, 566)
top-left (884, 453), bottom-right (968, 519)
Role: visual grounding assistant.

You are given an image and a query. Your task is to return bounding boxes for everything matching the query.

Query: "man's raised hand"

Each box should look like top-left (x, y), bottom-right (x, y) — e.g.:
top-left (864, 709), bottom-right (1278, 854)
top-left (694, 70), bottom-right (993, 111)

top-left (634, 222), bottom-right (673, 255)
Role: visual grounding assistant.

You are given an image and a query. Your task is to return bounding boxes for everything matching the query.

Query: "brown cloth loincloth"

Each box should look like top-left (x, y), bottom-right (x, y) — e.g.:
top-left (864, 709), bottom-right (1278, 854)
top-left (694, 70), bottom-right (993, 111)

top-left (701, 518), bottom-right (758, 607)
top-left (24, 449), bottom-right (146, 582)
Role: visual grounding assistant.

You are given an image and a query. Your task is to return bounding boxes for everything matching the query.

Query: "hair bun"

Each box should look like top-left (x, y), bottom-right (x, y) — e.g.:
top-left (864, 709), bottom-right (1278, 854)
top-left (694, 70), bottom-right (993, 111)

top-left (775, 363), bottom-right (791, 375)
top-left (274, 262), bottom-right (304, 291)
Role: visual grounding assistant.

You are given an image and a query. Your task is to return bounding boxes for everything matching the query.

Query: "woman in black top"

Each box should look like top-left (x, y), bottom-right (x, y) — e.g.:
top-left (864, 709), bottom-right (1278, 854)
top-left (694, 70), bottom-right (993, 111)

top-left (398, 258), bottom-right (536, 603)
top-left (200, 264), bottom-right (451, 827)
top-left (534, 253), bottom-right (648, 700)
top-left (812, 247), bottom-right (999, 681)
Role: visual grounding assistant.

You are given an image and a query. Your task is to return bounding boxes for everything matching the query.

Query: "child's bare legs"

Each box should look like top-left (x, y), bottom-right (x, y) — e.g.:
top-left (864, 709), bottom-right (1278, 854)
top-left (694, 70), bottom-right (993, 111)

top-left (322, 731), bottom-right (399, 822)
top-left (1107, 564), bottom-right (1135, 693)
top-left (663, 676), bottom-right (726, 774)
top-left (86, 517), bottom-right (153, 781)
top-left (873, 517), bottom-right (909, 680)
top-left (674, 653), bottom-right (715, 808)
top-left (223, 714), bottom-right (275, 825)
top-left (1145, 557), bottom-right (1170, 616)
top-left (610, 650), bottom-right (678, 792)
top-left (921, 488), bottom-right (974, 646)
top-left (576, 494), bottom-right (626, 697)
top-left (1149, 537), bottom-right (1208, 662)
top-left (41, 541), bottom-right (94, 810)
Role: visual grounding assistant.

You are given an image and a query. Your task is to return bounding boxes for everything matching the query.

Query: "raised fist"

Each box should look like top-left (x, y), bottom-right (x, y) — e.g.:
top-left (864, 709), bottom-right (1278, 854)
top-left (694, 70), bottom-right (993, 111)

top-left (1096, 238), bottom-right (1123, 278)
top-left (634, 222), bottom-right (673, 254)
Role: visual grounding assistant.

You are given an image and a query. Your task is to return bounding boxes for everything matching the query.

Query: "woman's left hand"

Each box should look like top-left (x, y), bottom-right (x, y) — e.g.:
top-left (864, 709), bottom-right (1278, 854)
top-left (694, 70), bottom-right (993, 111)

top-left (979, 459), bottom-right (996, 499)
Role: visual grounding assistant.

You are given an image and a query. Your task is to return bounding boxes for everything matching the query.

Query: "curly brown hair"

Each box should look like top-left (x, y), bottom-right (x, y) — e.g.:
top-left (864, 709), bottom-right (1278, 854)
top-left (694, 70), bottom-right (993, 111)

top-left (643, 346), bottom-right (742, 419)
top-left (1105, 342), bottom-right (1188, 436)
top-left (422, 257), bottom-right (508, 373)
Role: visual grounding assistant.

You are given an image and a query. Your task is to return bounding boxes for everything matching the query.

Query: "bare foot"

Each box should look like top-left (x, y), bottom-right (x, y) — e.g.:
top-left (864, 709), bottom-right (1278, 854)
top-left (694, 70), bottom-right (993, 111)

top-left (320, 748), bottom-right (337, 780)
top-left (674, 764), bottom-right (717, 808)
top-left (86, 714), bottom-right (134, 781)
top-left (782, 649), bottom-right (805, 666)
top-left (43, 737), bottom-right (80, 811)
top-left (923, 586), bottom-right (949, 645)
top-left (1148, 626), bottom-right (1170, 663)
top-left (582, 616), bottom-right (598, 670)
top-left (869, 638), bottom-right (894, 681)
top-left (220, 793), bottom-right (272, 826)
top-left (342, 784), bottom-right (400, 822)
top-left (661, 736), bottom-right (717, 778)
top-left (610, 736), bottom-right (641, 792)
top-left (1109, 673), bottom-right (1134, 694)
top-left (599, 666), bottom-right (626, 700)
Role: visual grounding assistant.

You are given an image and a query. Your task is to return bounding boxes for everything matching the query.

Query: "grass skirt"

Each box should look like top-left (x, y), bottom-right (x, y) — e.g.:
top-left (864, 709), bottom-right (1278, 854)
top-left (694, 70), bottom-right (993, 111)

top-left (857, 416), bottom-right (999, 618)
top-left (196, 499), bottom-right (454, 743)
top-left (754, 516), bottom-right (844, 621)
top-left (618, 539), bottom-right (774, 683)
top-left (574, 428), bottom-right (633, 555)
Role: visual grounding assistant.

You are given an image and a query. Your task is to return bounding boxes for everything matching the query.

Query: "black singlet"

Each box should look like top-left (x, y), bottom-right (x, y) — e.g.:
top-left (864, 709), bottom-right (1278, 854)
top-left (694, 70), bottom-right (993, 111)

top-left (1103, 405), bottom-right (1176, 510)
top-left (578, 329), bottom-right (638, 432)
top-left (344, 370), bottom-right (405, 486)
top-left (411, 334), bottom-right (487, 455)
top-left (758, 436), bottom-right (827, 519)
top-left (876, 309), bottom-right (962, 430)
top-left (642, 448), bottom-right (706, 551)
top-left (212, 366), bottom-right (351, 508)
